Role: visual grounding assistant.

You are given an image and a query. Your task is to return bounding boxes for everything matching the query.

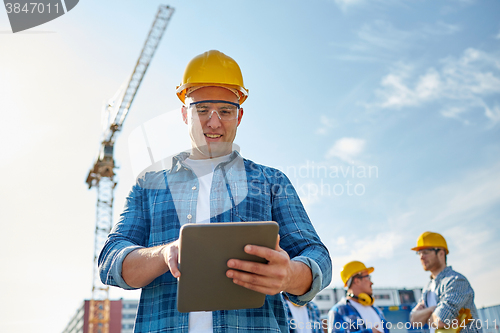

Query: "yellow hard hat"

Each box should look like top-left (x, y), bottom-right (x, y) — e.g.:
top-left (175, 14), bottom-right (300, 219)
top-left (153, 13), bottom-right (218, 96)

top-left (176, 50), bottom-right (249, 104)
top-left (411, 231), bottom-right (449, 254)
top-left (341, 261), bottom-right (374, 287)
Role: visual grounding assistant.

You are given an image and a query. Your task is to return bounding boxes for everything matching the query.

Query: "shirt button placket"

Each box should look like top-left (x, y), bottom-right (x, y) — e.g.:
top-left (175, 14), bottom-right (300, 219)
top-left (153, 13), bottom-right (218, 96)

top-left (187, 183), bottom-right (196, 221)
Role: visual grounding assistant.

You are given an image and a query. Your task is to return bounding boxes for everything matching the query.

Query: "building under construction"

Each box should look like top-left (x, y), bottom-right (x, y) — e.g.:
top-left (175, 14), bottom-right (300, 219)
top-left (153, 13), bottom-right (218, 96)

top-left (62, 299), bottom-right (138, 333)
top-left (62, 287), bottom-right (420, 333)
top-left (62, 287), bottom-right (500, 333)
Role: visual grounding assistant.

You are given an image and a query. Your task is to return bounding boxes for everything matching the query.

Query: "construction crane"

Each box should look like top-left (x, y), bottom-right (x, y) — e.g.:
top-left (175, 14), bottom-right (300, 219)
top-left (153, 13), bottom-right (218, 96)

top-left (85, 5), bottom-right (174, 333)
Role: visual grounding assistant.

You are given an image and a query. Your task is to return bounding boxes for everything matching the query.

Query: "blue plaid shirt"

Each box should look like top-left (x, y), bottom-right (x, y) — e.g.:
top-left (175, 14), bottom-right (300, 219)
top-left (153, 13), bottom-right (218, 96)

top-left (328, 298), bottom-right (389, 333)
top-left (282, 295), bottom-right (323, 333)
top-left (412, 266), bottom-right (480, 333)
top-left (98, 151), bottom-right (332, 333)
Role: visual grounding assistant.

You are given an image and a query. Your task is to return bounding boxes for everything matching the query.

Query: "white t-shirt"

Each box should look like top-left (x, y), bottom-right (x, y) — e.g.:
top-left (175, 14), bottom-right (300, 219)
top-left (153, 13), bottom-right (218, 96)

top-left (349, 299), bottom-right (383, 332)
top-left (183, 154), bottom-right (231, 333)
top-left (426, 279), bottom-right (438, 333)
top-left (286, 299), bottom-right (312, 333)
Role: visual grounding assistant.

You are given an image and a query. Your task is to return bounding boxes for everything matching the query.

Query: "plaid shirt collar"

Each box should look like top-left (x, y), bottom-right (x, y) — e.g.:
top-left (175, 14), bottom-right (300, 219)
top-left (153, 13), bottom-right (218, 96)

top-left (170, 149), bottom-right (242, 174)
top-left (430, 265), bottom-right (452, 283)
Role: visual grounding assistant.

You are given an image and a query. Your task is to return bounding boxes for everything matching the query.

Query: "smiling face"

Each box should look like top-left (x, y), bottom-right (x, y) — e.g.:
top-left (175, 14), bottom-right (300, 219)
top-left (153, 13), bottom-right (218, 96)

top-left (182, 86), bottom-right (243, 159)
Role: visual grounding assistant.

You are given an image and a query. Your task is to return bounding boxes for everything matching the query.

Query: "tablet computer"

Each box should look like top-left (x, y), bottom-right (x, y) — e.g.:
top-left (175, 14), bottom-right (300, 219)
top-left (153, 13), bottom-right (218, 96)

top-left (176, 221), bottom-right (279, 313)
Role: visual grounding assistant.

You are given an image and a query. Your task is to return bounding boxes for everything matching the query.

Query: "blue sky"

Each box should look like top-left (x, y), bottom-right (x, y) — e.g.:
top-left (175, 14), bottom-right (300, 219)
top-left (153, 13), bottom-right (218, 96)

top-left (1, 0), bottom-right (499, 332)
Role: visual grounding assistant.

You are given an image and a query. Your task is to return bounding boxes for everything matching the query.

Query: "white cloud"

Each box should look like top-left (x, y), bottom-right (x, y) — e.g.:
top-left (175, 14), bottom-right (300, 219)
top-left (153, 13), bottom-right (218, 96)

top-left (427, 21), bottom-right (461, 35)
top-left (320, 115), bottom-right (335, 127)
top-left (331, 231), bottom-right (405, 268)
top-left (483, 103), bottom-right (500, 124)
top-left (386, 163), bottom-right (500, 231)
top-left (333, 0), bottom-right (363, 10)
top-left (357, 20), bottom-right (414, 52)
top-left (336, 236), bottom-right (346, 245)
top-left (336, 20), bottom-right (460, 62)
top-left (379, 66), bottom-right (442, 108)
top-left (430, 166), bottom-right (500, 225)
top-left (374, 48), bottom-right (500, 123)
top-left (440, 106), bottom-right (470, 124)
top-left (384, 163), bottom-right (500, 242)
top-left (316, 115), bottom-right (336, 135)
top-left (316, 128), bottom-right (328, 135)
top-left (325, 137), bottom-right (366, 162)
top-left (334, 0), bottom-right (361, 4)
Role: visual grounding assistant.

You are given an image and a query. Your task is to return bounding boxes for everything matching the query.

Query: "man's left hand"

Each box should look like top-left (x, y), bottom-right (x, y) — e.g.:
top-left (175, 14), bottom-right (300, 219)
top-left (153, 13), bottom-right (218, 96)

top-left (226, 236), bottom-right (310, 295)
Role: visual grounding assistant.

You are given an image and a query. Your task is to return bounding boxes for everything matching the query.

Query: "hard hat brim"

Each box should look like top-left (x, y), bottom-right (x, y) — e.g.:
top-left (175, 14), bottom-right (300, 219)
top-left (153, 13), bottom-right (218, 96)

top-left (176, 82), bottom-right (249, 104)
top-left (411, 246), bottom-right (449, 255)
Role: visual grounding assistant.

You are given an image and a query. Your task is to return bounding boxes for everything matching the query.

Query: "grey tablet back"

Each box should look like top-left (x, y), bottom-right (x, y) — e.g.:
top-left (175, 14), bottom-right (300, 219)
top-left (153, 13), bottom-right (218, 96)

top-left (176, 221), bottom-right (279, 313)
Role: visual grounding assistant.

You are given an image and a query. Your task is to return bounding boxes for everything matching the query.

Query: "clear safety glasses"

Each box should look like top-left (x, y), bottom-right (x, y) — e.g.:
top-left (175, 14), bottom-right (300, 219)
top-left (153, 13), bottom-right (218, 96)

top-left (416, 248), bottom-right (441, 256)
top-left (355, 274), bottom-right (371, 282)
top-left (188, 100), bottom-right (240, 121)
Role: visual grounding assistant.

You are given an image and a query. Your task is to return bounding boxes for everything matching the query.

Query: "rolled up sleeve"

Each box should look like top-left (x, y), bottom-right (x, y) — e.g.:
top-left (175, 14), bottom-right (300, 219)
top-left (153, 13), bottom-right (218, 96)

top-left (434, 275), bottom-right (473, 322)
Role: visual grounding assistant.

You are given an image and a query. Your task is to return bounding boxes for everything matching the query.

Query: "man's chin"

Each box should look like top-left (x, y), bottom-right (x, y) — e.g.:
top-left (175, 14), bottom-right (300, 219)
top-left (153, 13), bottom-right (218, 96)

top-left (194, 143), bottom-right (232, 158)
top-left (206, 142), bottom-right (232, 157)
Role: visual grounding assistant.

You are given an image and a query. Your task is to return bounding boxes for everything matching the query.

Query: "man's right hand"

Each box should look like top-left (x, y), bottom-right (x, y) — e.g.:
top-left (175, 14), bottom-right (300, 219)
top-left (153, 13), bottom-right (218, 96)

top-left (161, 240), bottom-right (180, 278)
top-left (122, 239), bottom-right (180, 288)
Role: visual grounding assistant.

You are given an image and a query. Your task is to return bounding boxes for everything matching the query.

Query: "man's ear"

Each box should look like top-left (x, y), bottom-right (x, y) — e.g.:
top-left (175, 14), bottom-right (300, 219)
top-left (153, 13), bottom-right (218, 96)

top-left (237, 108), bottom-right (244, 126)
top-left (438, 248), bottom-right (446, 262)
top-left (181, 106), bottom-right (188, 124)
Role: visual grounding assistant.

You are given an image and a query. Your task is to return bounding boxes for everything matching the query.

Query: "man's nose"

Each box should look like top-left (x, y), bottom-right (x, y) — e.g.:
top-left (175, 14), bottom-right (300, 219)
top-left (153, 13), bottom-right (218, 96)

top-left (207, 110), bottom-right (222, 126)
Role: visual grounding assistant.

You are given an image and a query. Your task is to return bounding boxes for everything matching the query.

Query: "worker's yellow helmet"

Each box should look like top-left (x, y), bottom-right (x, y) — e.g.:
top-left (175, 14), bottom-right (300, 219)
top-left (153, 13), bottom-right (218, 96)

top-left (411, 231), bottom-right (449, 254)
top-left (340, 261), bottom-right (374, 287)
top-left (176, 50), bottom-right (249, 104)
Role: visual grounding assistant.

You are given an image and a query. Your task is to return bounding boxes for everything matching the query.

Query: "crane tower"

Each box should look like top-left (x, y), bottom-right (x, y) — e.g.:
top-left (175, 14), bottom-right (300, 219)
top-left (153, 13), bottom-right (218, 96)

top-left (85, 5), bottom-right (174, 333)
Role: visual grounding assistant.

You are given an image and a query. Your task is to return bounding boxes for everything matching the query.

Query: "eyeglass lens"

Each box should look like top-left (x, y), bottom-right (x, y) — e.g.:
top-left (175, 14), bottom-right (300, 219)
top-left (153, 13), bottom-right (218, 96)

top-left (189, 101), bottom-right (239, 121)
top-left (416, 248), bottom-right (438, 255)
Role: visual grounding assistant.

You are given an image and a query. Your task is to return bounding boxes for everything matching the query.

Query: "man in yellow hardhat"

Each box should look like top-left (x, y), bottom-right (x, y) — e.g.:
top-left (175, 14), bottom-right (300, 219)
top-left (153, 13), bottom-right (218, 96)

top-left (98, 50), bottom-right (332, 333)
top-left (327, 261), bottom-right (388, 333)
top-left (410, 232), bottom-right (480, 333)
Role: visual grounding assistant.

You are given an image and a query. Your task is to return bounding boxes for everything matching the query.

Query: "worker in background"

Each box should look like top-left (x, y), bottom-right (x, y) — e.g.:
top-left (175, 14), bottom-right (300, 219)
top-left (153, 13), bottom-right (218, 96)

top-left (410, 232), bottom-right (480, 333)
top-left (328, 261), bottom-right (389, 333)
top-left (282, 293), bottom-right (323, 333)
top-left (98, 50), bottom-right (332, 333)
